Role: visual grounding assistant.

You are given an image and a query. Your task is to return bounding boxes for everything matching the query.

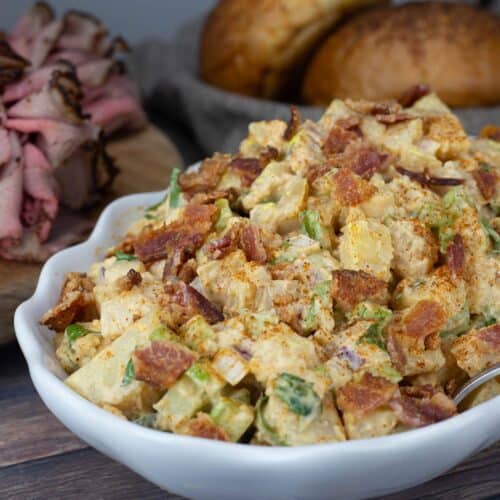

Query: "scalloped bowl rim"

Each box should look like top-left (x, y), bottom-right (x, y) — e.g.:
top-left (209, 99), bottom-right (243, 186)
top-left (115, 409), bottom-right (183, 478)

top-left (13, 164), bottom-right (500, 496)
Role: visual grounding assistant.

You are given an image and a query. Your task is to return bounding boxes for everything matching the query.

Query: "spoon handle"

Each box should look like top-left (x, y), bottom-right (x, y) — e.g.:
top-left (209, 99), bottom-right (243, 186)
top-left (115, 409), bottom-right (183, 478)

top-left (453, 362), bottom-right (500, 405)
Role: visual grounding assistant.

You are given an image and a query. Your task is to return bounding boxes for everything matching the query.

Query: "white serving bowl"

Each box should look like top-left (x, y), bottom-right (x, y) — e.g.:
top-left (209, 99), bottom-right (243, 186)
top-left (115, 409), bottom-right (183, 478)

top-left (15, 186), bottom-right (500, 500)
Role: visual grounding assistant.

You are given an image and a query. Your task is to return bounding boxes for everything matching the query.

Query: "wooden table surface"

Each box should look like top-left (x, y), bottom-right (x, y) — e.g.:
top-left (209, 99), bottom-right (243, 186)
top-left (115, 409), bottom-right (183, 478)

top-left (1, 338), bottom-right (499, 499)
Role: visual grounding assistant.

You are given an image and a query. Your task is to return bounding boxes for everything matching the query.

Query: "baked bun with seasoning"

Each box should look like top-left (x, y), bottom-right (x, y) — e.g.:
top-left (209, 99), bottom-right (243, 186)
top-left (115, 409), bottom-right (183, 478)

top-left (302, 2), bottom-right (500, 107)
top-left (200, 0), bottom-right (384, 99)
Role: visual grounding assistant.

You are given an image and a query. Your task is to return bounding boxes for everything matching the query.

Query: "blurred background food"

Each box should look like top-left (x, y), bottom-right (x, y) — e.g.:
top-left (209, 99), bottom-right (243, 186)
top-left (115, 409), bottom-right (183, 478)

top-left (200, 0), bottom-right (384, 100)
top-left (201, 0), bottom-right (500, 108)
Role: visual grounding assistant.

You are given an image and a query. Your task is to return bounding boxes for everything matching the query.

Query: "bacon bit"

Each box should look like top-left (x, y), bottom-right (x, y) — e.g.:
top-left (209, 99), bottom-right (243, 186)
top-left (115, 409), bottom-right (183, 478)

top-left (332, 168), bottom-right (376, 206)
top-left (306, 161), bottom-right (335, 184)
top-left (375, 113), bottom-right (411, 125)
top-left (186, 413), bottom-right (229, 441)
top-left (163, 279), bottom-right (223, 326)
top-left (472, 169), bottom-right (497, 200)
top-left (398, 84), bottom-right (431, 108)
top-left (390, 385), bottom-right (456, 428)
top-left (259, 146), bottom-right (280, 166)
top-left (240, 225), bottom-right (267, 264)
top-left (134, 204), bottom-right (217, 268)
top-left (40, 272), bottom-right (97, 331)
top-left (351, 148), bottom-right (389, 178)
top-left (323, 125), bottom-right (360, 155)
top-left (446, 234), bottom-right (465, 278)
top-left (346, 99), bottom-right (402, 116)
top-left (189, 189), bottom-right (238, 206)
top-left (337, 116), bottom-right (362, 132)
top-left (396, 166), bottom-right (464, 187)
top-left (337, 372), bottom-right (398, 415)
top-left (477, 324), bottom-right (500, 350)
top-left (331, 270), bottom-right (388, 310)
top-left (178, 153), bottom-right (231, 197)
top-left (479, 125), bottom-right (500, 142)
top-left (207, 233), bottom-right (237, 260)
top-left (387, 327), bottom-right (407, 372)
top-left (228, 157), bottom-right (263, 187)
top-left (177, 258), bottom-right (197, 284)
top-left (116, 268), bottom-right (142, 292)
top-left (403, 300), bottom-right (447, 339)
top-left (133, 340), bottom-right (197, 390)
top-left (283, 105), bottom-right (301, 141)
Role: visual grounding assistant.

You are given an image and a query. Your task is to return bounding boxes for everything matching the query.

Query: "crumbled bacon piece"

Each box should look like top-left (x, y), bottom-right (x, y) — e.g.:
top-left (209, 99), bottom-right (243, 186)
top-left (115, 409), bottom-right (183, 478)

top-left (479, 125), bottom-right (500, 142)
top-left (228, 157), bottom-right (263, 187)
top-left (331, 270), bottom-right (388, 310)
top-left (116, 268), bottom-right (142, 292)
top-left (396, 166), bottom-right (464, 187)
top-left (40, 272), bottom-right (97, 331)
top-left (163, 279), bottom-right (223, 326)
top-left (375, 113), bottom-right (411, 125)
top-left (337, 372), bottom-right (398, 415)
top-left (386, 327), bottom-right (407, 373)
top-left (240, 225), bottom-right (267, 264)
top-left (331, 168), bottom-right (376, 206)
top-left (207, 233), bottom-right (237, 260)
top-left (283, 105), bottom-right (301, 141)
top-left (398, 84), bottom-right (430, 108)
top-left (323, 125), bottom-right (360, 155)
top-left (133, 340), bottom-right (197, 390)
top-left (403, 300), bottom-right (447, 339)
top-left (178, 153), bottom-right (231, 197)
top-left (332, 143), bottom-right (389, 179)
top-left (306, 161), bottom-right (334, 184)
top-left (177, 258), bottom-right (197, 284)
top-left (189, 189), bottom-right (238, 206)
top-left (186, 413), bottom-right (229, 441)
top-left (346, 99), bottom-right (402, 116)
top-left (389, 385), bottom-right (456, 428)
top-left (446, 234), bottom-right (465, 278)
top-left (477, 324), bottom-right (500, 350)
top-left (258, 145), bottom-right (280, 165)
top-left (337, 116), bottom-right (362, 132)
top-left (133, 204), bottom-right (217, 275)
top-left (472, 169), bottom-right (497, 200)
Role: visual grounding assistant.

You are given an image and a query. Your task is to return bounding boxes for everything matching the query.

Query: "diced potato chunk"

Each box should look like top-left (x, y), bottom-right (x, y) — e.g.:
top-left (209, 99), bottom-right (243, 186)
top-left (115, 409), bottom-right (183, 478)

top-left (339, 218), bottom-right (393, 281)
top-left (65, 315), bottom-right (162, 416)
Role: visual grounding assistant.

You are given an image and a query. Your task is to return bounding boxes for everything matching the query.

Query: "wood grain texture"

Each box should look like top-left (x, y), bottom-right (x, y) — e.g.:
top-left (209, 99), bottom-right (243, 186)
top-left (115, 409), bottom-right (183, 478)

top-left (0, 124), bottom-right (182, 346)
top-left (1, 343), bottom-right (499, 499)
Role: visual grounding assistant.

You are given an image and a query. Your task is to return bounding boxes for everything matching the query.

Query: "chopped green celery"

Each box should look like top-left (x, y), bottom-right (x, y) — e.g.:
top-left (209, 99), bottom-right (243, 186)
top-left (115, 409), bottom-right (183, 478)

top-left (302, 297), bottom-right (320, 334)
top-left (352, 303), bottom-right (392, 326)
top-left (150, 324), bottom-right (176, 341)
top-left (156, 375), bottom-right (209, 429)
top-left (210, 397), bottom-right (254, 441)
top-left (134, 413), bottom-right (157, 428)
top-left (480, 217), bottom-right (500, 254)
top-left (368, 365), bottom-right (402, 384)
top-left (214, 199), bottom-right (233, 232)
top-left (314, 280), bottom-right (332, 298)
top-left (168, 167), bottom-right (182, 208)
top-left (186, 360), bottom-right (225, 398)
top-left (66, 323), bottom-right (91, 346)
top-left (114, 250), bottom-right (137, 261)
top-left (440, 307), bottom-right (470, 338)
top-left (255, 396), bottom-right (284, 446)
top-left (181, 316), bottom-right (218, 355)
top-left (358, 323), bottom-right (387, 351)
top-left (121, 358), bottom-right (135, 386)
top-left (274, 373), bottom-right (321, 417)
top-left (300, 210), bottom-right (326, 244)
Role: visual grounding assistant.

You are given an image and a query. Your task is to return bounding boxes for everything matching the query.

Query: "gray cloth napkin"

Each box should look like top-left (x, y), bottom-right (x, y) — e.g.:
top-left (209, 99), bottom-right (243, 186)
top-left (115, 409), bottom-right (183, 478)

top-left (128, 18), bottom-right (500, 155)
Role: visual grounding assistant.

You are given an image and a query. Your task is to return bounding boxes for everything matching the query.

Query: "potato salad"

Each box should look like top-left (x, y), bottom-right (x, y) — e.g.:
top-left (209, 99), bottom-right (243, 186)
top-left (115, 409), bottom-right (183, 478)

top-left (42, 92), bottom-right (500, 445)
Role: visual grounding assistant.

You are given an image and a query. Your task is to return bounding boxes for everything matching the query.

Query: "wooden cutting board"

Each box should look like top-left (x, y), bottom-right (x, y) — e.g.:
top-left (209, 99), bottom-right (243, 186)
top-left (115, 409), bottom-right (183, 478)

top-left (0, 124), bottom-right (183, 345)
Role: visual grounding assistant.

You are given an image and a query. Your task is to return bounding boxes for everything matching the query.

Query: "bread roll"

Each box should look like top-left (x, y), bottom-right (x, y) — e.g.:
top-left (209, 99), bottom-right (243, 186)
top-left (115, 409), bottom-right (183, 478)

top-left (302, 3), bottom-right (500, 107)
top-left (200, 0), bottom-right (384, 99)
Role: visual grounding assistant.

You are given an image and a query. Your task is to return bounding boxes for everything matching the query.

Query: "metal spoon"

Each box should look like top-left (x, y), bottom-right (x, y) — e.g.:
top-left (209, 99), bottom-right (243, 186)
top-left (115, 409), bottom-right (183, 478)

top-left (453, 362), bottom-right (500, 405)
